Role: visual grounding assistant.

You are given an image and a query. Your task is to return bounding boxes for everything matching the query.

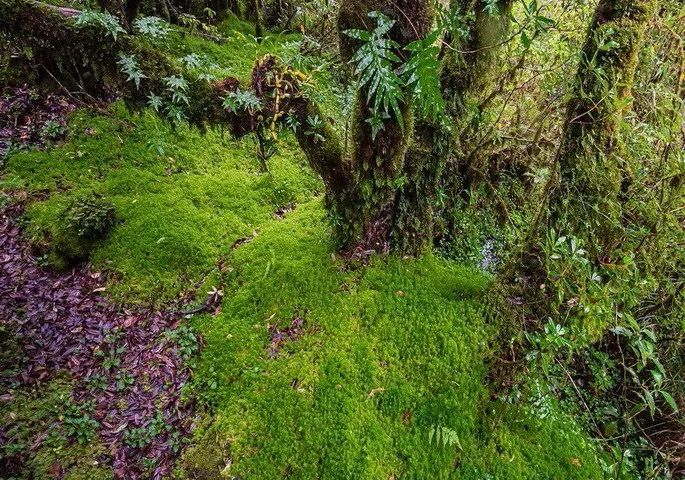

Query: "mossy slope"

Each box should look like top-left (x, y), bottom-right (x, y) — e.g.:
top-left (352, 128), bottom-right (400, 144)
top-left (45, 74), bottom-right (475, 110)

top-left (183, 202), bottom-right (605, 479)
top-left (1, 104), bottom-right (319, 301)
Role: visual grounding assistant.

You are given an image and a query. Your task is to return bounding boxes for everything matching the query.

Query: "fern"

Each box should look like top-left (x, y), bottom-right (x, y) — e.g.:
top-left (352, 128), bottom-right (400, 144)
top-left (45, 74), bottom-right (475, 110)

top-left (483, 0), bottom-right (502, 16)
top-left (147, 93), bottom-right (163, 112)
top-left (133, 16), bottom-right (171, 39)
top-left (436, 3), bottom-right (473, 46)
top-left (162, 75), bottom-right (189, 105)
top-left (400, 31), bottom-right (446, 123)
top-left (428, 425), bottom-right (462, 450)
top-left (222, 89), bottom-right (262, 114)
top-left (74, 10), bottom-right (125, 40)
top-left (180, 53), bottom-right (202, 70)
top-left (345, 12), bottom-right (404, 139)
top-left (117, 53), bottom-right (146, 89)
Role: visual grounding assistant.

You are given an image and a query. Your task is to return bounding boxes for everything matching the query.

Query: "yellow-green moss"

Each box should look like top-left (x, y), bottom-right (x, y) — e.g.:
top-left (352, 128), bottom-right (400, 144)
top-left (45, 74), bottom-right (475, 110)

top-left (181, 202), bottom-right (606, 479)
top-left (2, 103), bottom-right (320, 302)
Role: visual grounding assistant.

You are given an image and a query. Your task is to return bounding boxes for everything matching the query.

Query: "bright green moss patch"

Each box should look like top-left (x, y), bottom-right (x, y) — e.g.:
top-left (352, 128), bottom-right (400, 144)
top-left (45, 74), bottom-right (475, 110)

top-left (182, 202), bottom-right (605, 479)
top-left (1, 104), bottom-right (320, 302)
top-left (147, 16), bottom-right (302, 82)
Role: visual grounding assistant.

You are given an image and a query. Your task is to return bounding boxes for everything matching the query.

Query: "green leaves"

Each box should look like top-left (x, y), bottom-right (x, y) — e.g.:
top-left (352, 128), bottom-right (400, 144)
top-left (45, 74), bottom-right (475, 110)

top-left (345, 12), bottom-right (448, 139)
top-left (401, 31), bottom-right (446, 123)
top-left (660, 390), bottom-right (678, 413)
top-left (117, 53), bottom-right (146, 89)
top-left (180, 53), bottom-right (202, 70)
top-left (428, 425), bottom-right (462, 450)
top-left (305, 115), bottom-right (326, 142)
top-left (483, 0), bottom-right (501, 16)
top-left (163, 75), bottom-right (189, 105)
top-left (74, 10), bottom-right (125, 40)
top-left (222, 89), bottom-right (263, 114)
top-left (519, 0), bottom-right (555, 49)
top-left (345, 12), bottom-right (404, 139)
top-left (133, 16), bottom-right (171, 40)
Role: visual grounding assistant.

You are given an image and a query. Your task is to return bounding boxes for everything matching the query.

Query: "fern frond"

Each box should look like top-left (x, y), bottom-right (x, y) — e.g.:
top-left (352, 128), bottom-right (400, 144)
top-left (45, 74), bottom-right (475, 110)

top-left (344, 12), bottom-right (405, 139)
top-left (428, 425), bottom-right (462, 450)
top-left (400, 31), bottom-right (446, 123)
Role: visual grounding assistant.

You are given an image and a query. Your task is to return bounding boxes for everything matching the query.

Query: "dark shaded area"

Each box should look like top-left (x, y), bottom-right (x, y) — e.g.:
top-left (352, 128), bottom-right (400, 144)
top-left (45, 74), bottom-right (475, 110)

top-left (0, 86), bottom-right (76, 158)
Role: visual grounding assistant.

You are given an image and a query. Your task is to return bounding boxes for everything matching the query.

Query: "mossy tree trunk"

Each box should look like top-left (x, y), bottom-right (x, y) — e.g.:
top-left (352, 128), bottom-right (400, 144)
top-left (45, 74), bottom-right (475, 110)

top-left (438, 0), bottom-right (514, 232)
top-left (155, 0), bottom-right (171, 22)
top-left (321, 0), bottom-right (438, 254)
top-left (548, 0), bottom-right (656, 257)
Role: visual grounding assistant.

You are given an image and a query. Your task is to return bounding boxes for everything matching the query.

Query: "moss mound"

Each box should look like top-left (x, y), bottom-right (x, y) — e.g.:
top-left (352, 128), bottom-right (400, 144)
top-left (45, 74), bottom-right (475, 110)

top-left (1, 104), bottom-right (319, 302)
top-left (182, 202), bottom-right (605, 479)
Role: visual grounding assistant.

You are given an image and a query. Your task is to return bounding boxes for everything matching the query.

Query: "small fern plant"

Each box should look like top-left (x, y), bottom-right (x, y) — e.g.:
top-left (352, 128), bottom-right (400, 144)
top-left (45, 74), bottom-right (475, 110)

top-left (74, 10), bottom-right (125, 40)
top-left (117, 53), bottom-right (146, 89)
top-left (133, 16), bottom-right (171, 40)
top-left (344, 11), bottom-right (404, 139)
top-left (428, 425), bottom-right (462, 450)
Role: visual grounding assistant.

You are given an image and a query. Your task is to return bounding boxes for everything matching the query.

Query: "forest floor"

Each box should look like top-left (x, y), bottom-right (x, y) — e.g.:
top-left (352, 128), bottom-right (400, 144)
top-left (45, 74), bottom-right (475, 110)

top-left (1, 17), bottom-right (610, 480)
top-left (1, 201), bottom-right (194, 478)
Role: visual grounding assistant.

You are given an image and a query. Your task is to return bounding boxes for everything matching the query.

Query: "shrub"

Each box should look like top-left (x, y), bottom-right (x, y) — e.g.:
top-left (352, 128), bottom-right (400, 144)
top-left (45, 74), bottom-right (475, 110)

top-left (64, 193), bottom-right (117, 240)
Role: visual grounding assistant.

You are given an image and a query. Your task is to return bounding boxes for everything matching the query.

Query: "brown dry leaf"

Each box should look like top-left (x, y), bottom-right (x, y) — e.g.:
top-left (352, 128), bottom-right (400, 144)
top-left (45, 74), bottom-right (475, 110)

top-left (48, 461), bottom-right (62, 478)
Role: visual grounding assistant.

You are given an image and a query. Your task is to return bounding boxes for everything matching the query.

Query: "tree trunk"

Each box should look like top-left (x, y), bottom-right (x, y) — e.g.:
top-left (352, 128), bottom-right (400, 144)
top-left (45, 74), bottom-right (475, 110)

top-left (155, 0), bottom-right (171, 22)
top-left (438, 0), bottom-right (514, 236)
top-left (253, 0), bottom-right (264, 40)
top-left (328, 0), bottom-right (437, 254)
top-left (548, 0), bottom-right (656, 256)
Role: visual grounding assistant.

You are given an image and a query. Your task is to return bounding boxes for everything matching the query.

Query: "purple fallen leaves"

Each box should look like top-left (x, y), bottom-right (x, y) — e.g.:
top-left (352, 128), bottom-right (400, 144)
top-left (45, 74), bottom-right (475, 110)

top-left (0, 86), bottom-right (76, 158)
top-left (0, 202), bottom-right (200, 479)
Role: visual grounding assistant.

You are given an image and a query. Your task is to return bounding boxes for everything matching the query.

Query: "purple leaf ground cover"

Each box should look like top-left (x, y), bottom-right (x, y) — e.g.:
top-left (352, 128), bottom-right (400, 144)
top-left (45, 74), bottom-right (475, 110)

top-left (0, 201), bottom-right (199, 479)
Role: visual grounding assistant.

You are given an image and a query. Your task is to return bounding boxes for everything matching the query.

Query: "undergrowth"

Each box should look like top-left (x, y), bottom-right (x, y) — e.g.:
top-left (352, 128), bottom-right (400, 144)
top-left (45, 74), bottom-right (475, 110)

top-left (0, 377), bottom-right (112, 480)
top-left (0, 11), bottom-right (622, 480)
top-left (0, 103), bottom-right (320, 302)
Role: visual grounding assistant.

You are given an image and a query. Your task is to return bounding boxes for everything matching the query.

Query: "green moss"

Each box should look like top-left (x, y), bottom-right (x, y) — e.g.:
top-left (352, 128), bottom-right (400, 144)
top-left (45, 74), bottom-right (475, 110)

top-left (217, 11), bottom-right (262, 37)
top-left (1, 16), bottom-right (608, 478)
top-left (2, 104), bottom-right (320, 302)
top-left (156, 20), bottom-right (300, 80)
top-left (182, 201), bottom-right (605, 479)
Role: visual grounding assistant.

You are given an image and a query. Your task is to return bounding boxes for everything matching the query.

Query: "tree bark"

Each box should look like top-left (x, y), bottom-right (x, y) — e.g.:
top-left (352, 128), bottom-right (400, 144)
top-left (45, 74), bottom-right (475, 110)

top-left (330, 0), bottom-right (437, 254)
top-left (438, 0), bottom-right (514, 233)
top-left (548, 0), bottom-right (657, 256)
top-left (253, 0), bottom-right (264, 39)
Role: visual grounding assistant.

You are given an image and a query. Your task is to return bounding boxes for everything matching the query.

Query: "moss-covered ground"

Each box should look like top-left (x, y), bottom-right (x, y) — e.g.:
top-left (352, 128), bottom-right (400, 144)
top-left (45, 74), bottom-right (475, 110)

top-left (1, 20), bottom-right (607, 480)
top-left (182, 201), bottom-right (605, 479)
top-left (1, 104), bottom-right (319, 302)
top-left (0, 375), bottom-right (113, 480)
